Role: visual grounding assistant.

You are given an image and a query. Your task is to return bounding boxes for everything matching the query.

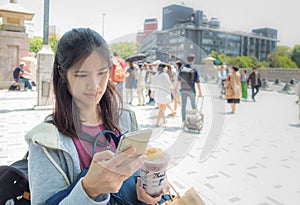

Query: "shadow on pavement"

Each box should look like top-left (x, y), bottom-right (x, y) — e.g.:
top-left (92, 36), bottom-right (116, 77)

top-left (288, 123), bottom-right (300, 128)
top-left (0, 108), bottom-right (34, 114)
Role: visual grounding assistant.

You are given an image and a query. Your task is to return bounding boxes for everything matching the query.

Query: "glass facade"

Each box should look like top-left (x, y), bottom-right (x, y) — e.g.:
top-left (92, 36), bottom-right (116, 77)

top-left (138, 4), bottom-right (278, 62)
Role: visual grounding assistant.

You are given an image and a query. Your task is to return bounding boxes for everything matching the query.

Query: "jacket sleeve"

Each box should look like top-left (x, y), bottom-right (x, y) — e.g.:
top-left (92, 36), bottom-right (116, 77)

top-left (247, 73), bottom-right (251, 85)
top-left (28, 141), bottom-right (109, 205)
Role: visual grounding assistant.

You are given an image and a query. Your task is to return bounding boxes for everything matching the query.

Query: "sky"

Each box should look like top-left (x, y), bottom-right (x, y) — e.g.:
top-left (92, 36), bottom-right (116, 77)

top-left (1, 0), bottom-right (299, 47)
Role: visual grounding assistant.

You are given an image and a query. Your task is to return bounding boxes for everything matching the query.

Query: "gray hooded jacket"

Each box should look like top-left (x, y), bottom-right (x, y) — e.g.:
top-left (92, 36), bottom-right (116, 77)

top-left (25, 122), bottom-right (110, 205)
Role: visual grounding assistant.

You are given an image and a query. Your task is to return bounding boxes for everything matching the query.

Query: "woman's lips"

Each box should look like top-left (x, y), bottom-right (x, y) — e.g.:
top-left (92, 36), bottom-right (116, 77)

top-left (85, 93), bottom-right (98, 98)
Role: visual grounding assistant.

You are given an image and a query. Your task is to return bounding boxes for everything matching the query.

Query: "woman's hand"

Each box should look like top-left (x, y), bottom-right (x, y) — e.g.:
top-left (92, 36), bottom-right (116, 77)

top-left (136, 177), bottom-right (170, 205)
top-left (82, 147), bottom-right (144, 199)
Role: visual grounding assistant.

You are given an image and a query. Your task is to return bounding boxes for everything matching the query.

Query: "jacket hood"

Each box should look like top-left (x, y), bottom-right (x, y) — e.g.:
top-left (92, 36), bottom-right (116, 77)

top-left (25, 122), bottom-right (62, 150)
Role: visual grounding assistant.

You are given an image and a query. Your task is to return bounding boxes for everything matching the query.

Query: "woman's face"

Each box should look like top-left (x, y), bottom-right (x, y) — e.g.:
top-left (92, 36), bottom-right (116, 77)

top-left (66, 51), bottom-right (110, 108)
top-left (163, 66), bottom-right (168, 72)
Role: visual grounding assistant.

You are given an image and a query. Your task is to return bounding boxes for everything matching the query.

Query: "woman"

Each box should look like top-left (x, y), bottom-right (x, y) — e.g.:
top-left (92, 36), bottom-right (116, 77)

top-left (151, 63), bottom-right (174, 126)
top-left (165, 64), bottom-right (176, 117)
top-left (225, 66), bottom-right (241, 113)
top-left (135, 63), bottom-right (147, 106)
top-left (124, 61), bottom-right (135, 105)
top-left (25, 28), bottom-right (167, 204)
top-left (241, 69), bottom-right (248, 100)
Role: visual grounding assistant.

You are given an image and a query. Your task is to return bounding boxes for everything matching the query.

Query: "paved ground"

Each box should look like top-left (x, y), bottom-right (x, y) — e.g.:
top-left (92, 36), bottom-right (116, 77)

top-left (0, 82), bottom-right (299, 205)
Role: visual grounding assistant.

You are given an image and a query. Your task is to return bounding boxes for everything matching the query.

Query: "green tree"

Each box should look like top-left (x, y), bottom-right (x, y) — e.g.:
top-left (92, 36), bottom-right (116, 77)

top-left (209, 50), bottom-right (225, 65)
top-left (225, 56), bottom-right (236, 66)
top-left (109, 42), bottom-right (140, 59)
top-left (256, 61), bottom-right (269, 68)
top-left (278, 56), bottom-right (297, 68)
top-left (209, 50), bottom-right (217, 59)
top-left (218, 53), bottom-right (225, 65)
top-left (267, 52), bottom-right (281, 68)
top-left (29, 37), bottom-right (43, 54)
top-left (49, 34), bottom-right (59, 53)
top-left (277, 45), bottom-right (292, 57)
top-left (267, 52), bottom-right (297, 68)
top-left (30, 35), bottom-right (60, 54)
top-left (291, 45), bottom-right (300, 68)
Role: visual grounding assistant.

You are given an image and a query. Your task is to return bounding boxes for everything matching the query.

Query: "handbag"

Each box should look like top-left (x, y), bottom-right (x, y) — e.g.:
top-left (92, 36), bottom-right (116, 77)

top-left (225, 86), bottom-right (234, 98)
top-left (160, 183), bottom-right (206, 205)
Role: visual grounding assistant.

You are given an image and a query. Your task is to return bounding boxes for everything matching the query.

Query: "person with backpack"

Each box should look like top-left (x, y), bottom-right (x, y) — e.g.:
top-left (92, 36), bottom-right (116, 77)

top-left (175, 54), bottom-right (203, 126)
top-left (110, 51), bottom-right (126, 98)
top-left (24, 28), bottom-right (169, 205)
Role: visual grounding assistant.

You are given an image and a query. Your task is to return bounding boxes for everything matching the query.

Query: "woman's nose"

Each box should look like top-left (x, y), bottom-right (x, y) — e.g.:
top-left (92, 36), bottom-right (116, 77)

top-left (87, 76), bottom-right (99, 90)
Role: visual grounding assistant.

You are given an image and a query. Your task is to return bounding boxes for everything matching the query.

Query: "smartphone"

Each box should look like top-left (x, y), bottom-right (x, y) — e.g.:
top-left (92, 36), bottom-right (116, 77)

top-left (116, 129), bottom-right (152, 157)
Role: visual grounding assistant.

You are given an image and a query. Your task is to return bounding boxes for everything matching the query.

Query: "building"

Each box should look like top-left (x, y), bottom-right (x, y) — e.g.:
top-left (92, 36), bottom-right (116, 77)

top-left (138, 4), bottom-right (278, 63)
top-left (0, 0), bottom-right (34, 88)
top-left (136, 18), bottom-right (158, 43)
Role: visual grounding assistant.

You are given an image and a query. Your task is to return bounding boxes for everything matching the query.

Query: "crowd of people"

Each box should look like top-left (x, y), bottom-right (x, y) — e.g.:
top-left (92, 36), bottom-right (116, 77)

top-left (217, 65), bottom-right (264, 113)
top-left (4, 28), bottom-right (299, 205)
top-left (110, 52), bottom-right (203, 128)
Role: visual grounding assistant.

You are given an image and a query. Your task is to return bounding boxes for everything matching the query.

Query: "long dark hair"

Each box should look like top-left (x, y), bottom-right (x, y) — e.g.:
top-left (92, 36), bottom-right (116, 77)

top-left (51, 28), bottom-right (122, 138)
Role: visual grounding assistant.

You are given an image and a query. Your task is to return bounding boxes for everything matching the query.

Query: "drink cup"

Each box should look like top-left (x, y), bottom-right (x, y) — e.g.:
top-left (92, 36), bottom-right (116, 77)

top-left (140, 148), bottom-right (171, 197)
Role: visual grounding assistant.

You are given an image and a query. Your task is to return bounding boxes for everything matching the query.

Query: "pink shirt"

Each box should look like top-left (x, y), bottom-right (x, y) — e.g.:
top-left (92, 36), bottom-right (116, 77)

top-left (72, 124), bottom-right (117, 170)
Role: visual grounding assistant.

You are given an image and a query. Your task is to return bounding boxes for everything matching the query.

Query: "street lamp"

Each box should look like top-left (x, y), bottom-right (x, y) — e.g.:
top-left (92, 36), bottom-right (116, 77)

top-left (43, 0), bottom-right (50, 45)
top-left (102, 13), bottom-right (106, 37)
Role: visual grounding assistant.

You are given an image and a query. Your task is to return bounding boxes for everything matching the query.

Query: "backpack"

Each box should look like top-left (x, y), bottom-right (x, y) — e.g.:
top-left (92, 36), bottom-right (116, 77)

top-left (0, 108), bottom-right (138, 204)
top-left (0, 152), bottom-right (30, 205)
top-left (180, 66), bottom-right (195, 90)
top-left (112, 58), bottom-right (126, 83)
top-left (9, 84), bottom-right (20, 91)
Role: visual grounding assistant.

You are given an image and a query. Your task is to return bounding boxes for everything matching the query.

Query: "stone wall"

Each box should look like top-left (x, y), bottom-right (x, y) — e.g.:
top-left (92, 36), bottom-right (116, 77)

top-left (203, 65), bottom-right (300, 82)
top-left (242, 68), bottom-right (300, 82)
top-left (0, 30), bottom-right (30, 88)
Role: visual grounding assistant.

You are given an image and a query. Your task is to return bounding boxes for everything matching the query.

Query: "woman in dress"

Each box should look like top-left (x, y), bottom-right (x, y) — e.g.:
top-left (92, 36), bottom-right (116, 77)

top-left (225, 66), bottom-right (242, 113)
top-left (151, 63), bottom-right (174, 126)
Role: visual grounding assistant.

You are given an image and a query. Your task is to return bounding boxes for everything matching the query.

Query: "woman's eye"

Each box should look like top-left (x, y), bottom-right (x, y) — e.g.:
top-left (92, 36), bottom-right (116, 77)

top-left (98, 70), bottom-right (109, 75)
top-left (74, 74), bottom-right (87, 77)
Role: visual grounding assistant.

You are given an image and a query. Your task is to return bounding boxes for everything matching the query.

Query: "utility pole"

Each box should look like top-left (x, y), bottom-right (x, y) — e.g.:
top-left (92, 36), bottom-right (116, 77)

top-left (35, 0), bottom-right (54, 108)
top-left (43, 0), bottom-right (49, 45)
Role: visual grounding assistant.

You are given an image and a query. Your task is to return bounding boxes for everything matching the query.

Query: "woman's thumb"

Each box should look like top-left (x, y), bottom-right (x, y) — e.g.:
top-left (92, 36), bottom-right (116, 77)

top-left (92, 150), bottom-right (114, 163)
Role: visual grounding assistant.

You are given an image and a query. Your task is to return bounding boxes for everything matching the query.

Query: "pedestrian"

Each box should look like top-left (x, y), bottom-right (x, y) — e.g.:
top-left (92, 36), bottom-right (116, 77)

top-left (146, 61), bottom-right (160, 106)
top-left (241, 69), bottom-right (248, 100)
top-left (297, 82), bottom-right (300, 123)
top-left (25, 28), bottom-right (167, 204)
top-left (175, 54), bottom-right (202, 126)
top-left (136, 63), bottom-right (147, 106)
top-left (172, 61), bottom-right (182, 113)
top-left (110, 51), bottom-right (126, 98)
top-left (13, 61), bottom-right (33, 91)
top-left (225, 66), bottom-right (241, 113)
top-left (124, 61), bottom-right (136, 105)
top-left (151, 63), bottom-right (174, 127)
top-left (247, 67), bottom-right (262, 102)
top-left (165, 64), bottom-right (176, 117)
top-left (218, 65), bottom-right (228, 97)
